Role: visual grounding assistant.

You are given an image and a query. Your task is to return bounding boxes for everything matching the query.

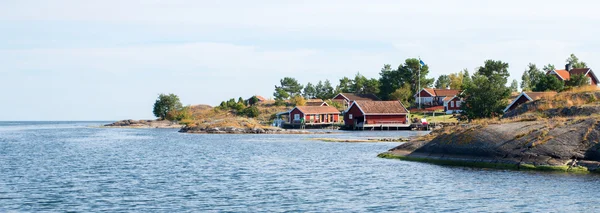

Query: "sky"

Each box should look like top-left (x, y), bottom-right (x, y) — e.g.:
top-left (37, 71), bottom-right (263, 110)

top-left (1, 0), bottom-right (600, 120)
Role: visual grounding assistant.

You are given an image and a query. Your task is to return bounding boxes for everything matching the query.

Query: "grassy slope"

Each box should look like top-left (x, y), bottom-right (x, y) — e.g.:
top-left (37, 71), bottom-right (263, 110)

top-left (187, 103), bottom-right (290, 129)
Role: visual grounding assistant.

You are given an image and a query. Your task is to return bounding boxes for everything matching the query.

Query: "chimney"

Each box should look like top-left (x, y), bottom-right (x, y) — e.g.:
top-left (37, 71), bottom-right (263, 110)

top-left (566, 63), bottom-right (572, 71)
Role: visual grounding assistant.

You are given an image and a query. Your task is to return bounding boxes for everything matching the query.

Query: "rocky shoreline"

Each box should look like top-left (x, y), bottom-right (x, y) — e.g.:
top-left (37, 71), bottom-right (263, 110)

top-left (104, 119), bottom-right (183, 128)
top-left (178, 126), bottom-right (323, 134)
top-left (378, 117), bottom-right (600, 173)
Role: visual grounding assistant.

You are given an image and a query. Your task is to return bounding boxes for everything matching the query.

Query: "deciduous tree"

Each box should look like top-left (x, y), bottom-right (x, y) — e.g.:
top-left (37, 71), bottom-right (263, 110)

top-left (153, 93), bottom-right (183, 120)
top-left (435, 75), bottom-right (451, 89)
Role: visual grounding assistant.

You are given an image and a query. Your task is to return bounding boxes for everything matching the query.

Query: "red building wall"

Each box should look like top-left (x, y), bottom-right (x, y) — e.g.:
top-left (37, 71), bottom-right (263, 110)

top-left (364, 115), bottom-right (407, 124)
top-left (587, 73), bottom-right (597, 85)
top-left (289, 108), bottom-right (304, 123)
top-left (344, 104), bottom-right (364, 127)
top-left (418, 90), bottom-right (433, 97)
top-left (447, 98), bottom-right (461, 110)
top-left (507, 96), bottom-right (529, 112)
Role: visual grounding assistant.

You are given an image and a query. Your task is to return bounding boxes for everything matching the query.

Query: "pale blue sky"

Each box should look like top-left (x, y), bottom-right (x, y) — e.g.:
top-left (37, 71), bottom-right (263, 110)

top-left (2, 0), bottom-right (600, 120)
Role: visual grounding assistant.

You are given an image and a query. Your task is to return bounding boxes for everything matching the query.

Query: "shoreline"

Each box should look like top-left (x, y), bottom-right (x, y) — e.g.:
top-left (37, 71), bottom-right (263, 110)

top-left (378, 151), bottom-right (594, 174)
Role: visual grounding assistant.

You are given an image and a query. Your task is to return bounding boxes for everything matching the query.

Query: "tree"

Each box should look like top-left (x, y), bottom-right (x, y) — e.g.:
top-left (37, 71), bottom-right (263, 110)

top-left (237, 97), bottom-right (246, 106)
top-left (363, 78), bottom-right (380, 94)
top-left (542, 64), bottom-right (555, 72)
top-left (448, 70), bottom-right (464, 89)
top-left (315, 80), bottom-right (335, 99)
top-left (273, 87), bottom-right (290, 101)
top-left (378, 59), bottom-right (433, 100)
top-left (565, 73), bottom-right (590, 88)
top-left (290, 95), bottom-right (306, 106)
top-left (242, 106), bottom-right (260, 118)
top-left (166, 105), bottom-right (192, 121)
top-left (303, 82), bottom-right (317, 99)
top-left (153, 93), bottom-right (183, 120)
top-left (510, 79), bottom-right (519, 93)
top-left (337, 77), bottom-right (353, 93)
top-left (435, 75), bottom-right (451, 89)
top-left (566, 53), bottom-right (587, 69)
top-left (460, 60), bottom-right (511, 119)
top-left (521, 63), bottom-right (545, 91)
top-left (461, 69), bottom-right (472, 90)
top-left (353, 73), bottom-right (367, 93)
top-left (389, 83), bottom-right (413, 106)
top-left (378, 64), bottom-right (400, 100)
top-left (248, 96), bottom-right (260, 106)
top-left (274, 77), bottom-right (303, 100)
top-left (534, 75), bottom-right (564, 92)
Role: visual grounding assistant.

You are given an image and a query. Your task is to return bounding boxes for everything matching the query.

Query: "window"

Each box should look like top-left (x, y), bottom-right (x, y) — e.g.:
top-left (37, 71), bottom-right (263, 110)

top-left (294, 114), bottom-right (300, 120)
top-left (456, 101), bottom-right (461, 107)
top-left (349, 114), bottom-right (353, 119)
top-left (450, 102), bottom-right (454, 108)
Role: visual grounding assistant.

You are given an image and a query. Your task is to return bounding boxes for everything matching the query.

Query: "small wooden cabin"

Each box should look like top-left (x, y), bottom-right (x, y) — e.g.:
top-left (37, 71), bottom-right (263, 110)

top-left (289, 106), bottom-right (341, 125)
top-left (344, 101), bottom-right (410, 130)
top-left (503, 91), bottom-right (557, 113)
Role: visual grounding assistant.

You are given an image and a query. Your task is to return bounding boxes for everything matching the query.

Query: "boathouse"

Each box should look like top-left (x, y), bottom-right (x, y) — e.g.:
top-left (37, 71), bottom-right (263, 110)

top-left (344, 101), bottom-right (410, 130)
top-left (288, 106), bottom-right (341, 125)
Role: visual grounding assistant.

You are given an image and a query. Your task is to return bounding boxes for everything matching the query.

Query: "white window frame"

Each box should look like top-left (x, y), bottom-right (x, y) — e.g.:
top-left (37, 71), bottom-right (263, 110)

top-left (450, 102), bottom-right (454, 108)
top-left (294, 114), bottom-right (300, 120)
top-left (349, 114), bottom-right (353, 119)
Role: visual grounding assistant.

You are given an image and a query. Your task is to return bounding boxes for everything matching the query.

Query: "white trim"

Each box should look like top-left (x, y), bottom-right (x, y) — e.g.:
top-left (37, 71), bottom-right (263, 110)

top-left (584, 68), bottom-right (599, 85)
top-left (333, 93), bottom-right (350, 101)
top-left (503, 92), bottom-right (533, 113)
top-left (414, 88), bottom-right (435, 97)
top-left (320, 102), bottom-right (329, 106)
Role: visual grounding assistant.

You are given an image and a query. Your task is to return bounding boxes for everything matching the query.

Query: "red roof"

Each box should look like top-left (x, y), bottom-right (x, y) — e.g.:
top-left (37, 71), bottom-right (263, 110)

top-left (295, 106), bottom-right (340, 114)
top-left (417, 88), bottom-right (461, 97)
top-left (255, 96), bottom-right (267, 101)
top-left (353, 101), bottom-right (408, 114)
top-left (552, 69), bottom-right (571, 80)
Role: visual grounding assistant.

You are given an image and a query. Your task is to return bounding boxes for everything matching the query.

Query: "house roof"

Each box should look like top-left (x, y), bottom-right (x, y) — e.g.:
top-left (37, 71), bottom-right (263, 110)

top-left (551, 69), bottom-right (571, 80)
top-left (503, 91), bottom-right (557, 112)
top-left (338, 93), bottom-right (380, 101)
top-left (442, 96), bottom-right (460, 103)
top-left (416, 88), bottom-right (461, 97)
top-left (255, 96), bottom-right (267, 101)
top-left (353, 101), bottom-right (409, 114)
top-left (433, 89), bottom-right (461, 96)
top-left (294, 106), bottom-right (340, 114)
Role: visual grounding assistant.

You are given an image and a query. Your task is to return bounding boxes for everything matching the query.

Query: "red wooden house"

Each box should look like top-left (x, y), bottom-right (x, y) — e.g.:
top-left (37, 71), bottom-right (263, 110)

top-left (442, 96), bottom-right (462, 114)
top-left (289, 106), bottom-right (341, 125)
top-left (414, 88), bottom-right (461, 106)
top-left (547, 64), bottom-right (599, 86)
top-left (503, 91), bottom-right (557, 113)
top-left (344, 101), bottom-right (410, 130)
top-left (332, 93), bottom-right (380, 109)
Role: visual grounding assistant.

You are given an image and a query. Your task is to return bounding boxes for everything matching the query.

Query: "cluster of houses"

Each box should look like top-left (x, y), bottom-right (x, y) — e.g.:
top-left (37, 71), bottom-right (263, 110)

top-left (269, 63), bottom-right (598, 130)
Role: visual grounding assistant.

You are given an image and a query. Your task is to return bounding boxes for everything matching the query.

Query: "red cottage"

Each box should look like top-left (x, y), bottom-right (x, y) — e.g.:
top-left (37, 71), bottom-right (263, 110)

top-left (443, 96), bottom-right (463, 114)
top-left (344, 101), bottom-right (410, 130)
top-left (547, 64), bottom-right (599, 86)
top-left (288, 106), bottom-right (341, 125)
top-left (414, 88), bottom-right (461, 106)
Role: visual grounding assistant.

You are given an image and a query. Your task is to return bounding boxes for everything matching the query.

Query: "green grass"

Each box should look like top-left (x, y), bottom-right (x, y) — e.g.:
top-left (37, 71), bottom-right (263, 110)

top-left (378, 153), bottom-right (590, 174)
top-left (411, 112), bottom-right (458, 123)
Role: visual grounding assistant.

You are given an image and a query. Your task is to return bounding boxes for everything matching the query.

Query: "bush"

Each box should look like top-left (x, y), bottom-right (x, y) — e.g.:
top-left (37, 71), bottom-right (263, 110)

top-left (242, 106), bottom-right (260, 118)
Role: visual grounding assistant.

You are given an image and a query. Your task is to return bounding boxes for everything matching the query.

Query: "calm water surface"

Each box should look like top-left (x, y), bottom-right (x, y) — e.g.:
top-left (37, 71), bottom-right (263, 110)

top-left (1, 121), bottom-right (599, 212)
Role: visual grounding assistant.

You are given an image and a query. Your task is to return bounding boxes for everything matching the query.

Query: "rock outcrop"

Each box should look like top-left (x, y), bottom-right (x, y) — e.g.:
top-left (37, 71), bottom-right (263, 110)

top-left (104, 120), bottom-right (183, 128)
top-left (380, 117), bottom-right (600, 173)
top-left (178, 126), bottom-right (315, 134)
